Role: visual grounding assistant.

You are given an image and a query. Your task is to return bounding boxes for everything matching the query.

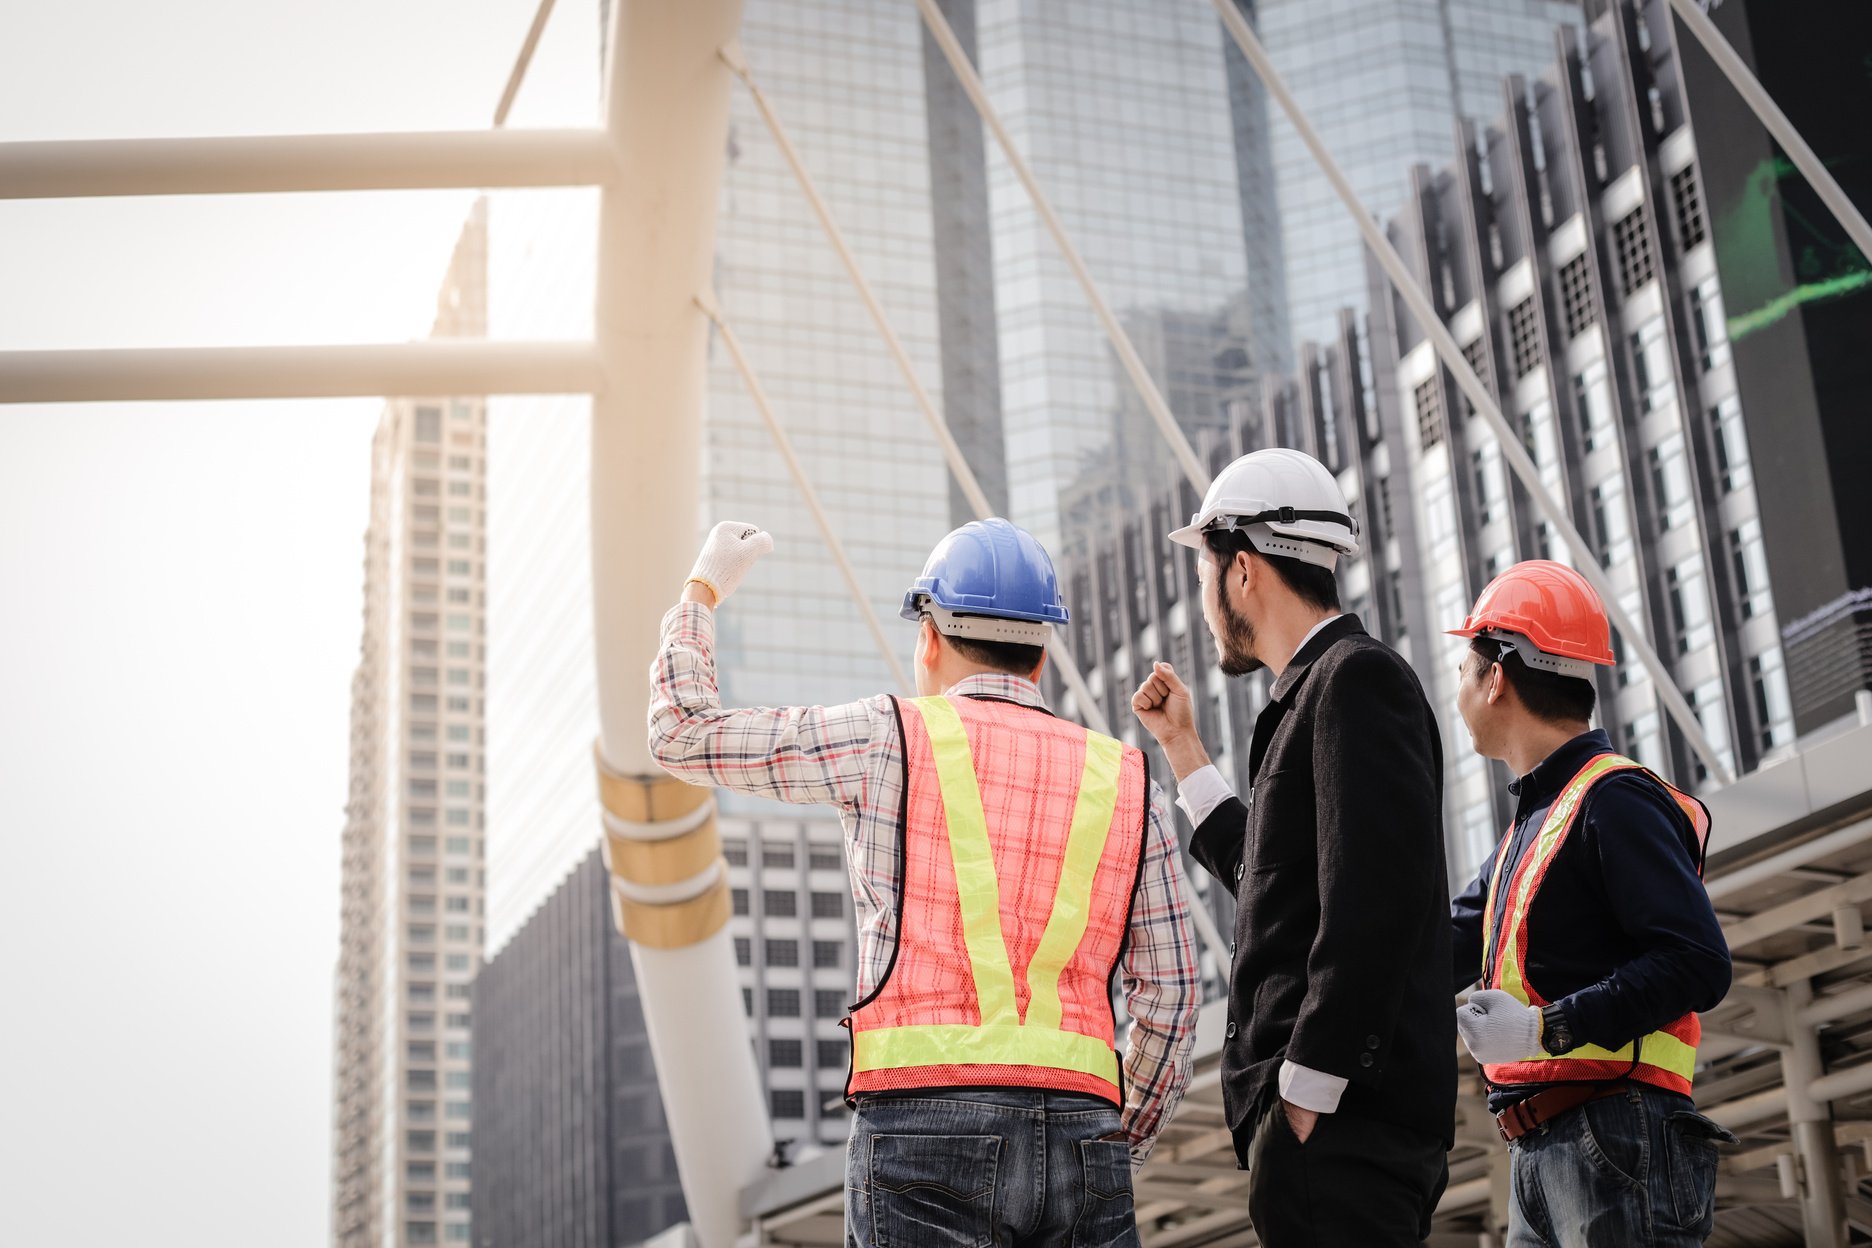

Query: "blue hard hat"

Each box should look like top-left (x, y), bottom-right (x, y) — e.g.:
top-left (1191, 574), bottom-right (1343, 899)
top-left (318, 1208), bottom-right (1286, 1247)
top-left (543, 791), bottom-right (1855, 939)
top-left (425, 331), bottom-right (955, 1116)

top-left (899, 518), bottom-right (1070, 625)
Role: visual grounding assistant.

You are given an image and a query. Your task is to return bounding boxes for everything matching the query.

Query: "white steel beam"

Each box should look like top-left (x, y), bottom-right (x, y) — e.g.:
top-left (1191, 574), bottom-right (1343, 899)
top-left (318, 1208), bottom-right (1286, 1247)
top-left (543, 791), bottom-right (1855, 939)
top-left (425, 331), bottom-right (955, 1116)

top-left (0, 341), bottom-right (602, 403)
top-left (0, 129), bottom-right (615, 199)
top-left (1664, 0), bottom-right (1872, 267)
top-left (1211, 0), bottom-right (1735, 785)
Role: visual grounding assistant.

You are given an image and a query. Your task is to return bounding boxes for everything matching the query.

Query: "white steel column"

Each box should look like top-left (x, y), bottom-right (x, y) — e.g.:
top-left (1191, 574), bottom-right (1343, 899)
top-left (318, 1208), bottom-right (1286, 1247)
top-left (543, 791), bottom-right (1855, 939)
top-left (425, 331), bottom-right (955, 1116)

top-left (588, 6), bottom-right (764, 1248)
top-left (1781, 981), bottom-right (1848, 1248)
top-left (1210, 0), bottom-right (1735, 785)
top-left (1664, 0), bottom-right (1872, 267)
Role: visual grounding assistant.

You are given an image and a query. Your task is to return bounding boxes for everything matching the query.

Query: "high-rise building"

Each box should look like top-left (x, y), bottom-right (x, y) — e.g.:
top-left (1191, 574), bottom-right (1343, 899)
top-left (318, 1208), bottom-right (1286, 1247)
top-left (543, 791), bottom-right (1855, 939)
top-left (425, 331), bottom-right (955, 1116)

top-left (1051, 0), bottom-right (1790, 894)
top-left (1670, 0), bottom-right (1872, 733)
top-left (1255, 0), bottom-right (1587, 351)
top-left (471, 848), bottom-right (687, 1248)
top-left (332, 204), bottom-right (490, 1248)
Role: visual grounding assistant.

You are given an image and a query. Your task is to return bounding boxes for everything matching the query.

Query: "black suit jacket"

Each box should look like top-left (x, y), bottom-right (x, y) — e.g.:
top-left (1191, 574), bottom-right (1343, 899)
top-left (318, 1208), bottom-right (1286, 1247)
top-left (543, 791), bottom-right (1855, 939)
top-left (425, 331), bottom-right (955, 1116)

top-left (1190, 615), bottom-right (1455, 1158)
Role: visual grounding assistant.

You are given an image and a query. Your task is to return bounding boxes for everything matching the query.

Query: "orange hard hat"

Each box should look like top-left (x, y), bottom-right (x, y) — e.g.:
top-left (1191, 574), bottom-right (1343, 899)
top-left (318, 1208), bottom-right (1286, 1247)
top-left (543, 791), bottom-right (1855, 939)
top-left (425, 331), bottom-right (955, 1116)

top-left (1447, 560), bottom-right (1615, 671)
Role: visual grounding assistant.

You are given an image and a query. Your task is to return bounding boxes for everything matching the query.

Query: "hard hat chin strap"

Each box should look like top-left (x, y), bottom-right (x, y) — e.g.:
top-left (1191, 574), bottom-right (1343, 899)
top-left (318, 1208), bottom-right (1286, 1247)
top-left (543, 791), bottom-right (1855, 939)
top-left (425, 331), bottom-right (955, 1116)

top-left (921, 603), bottom-right (1052, 646)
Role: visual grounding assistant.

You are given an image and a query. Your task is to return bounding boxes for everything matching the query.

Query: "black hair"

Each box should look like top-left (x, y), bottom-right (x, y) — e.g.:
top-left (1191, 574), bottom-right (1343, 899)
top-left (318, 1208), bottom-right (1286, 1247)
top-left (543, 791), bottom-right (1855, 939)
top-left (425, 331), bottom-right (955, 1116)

top-left (942, 632), bottom-right (1046, 677)
top-left (1467, 637), bottom-right (1597, 725)
top-left (1201, 527), bottom-right (1341, 613)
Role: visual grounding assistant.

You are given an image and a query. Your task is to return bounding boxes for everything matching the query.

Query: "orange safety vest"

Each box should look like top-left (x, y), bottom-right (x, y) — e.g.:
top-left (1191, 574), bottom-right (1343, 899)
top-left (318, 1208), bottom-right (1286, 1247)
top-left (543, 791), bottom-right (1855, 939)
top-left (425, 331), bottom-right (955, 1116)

top-left (846, 693), bottom-right (1149, 1105)
top-left (1481, 752), bottom-right (1712, 1096)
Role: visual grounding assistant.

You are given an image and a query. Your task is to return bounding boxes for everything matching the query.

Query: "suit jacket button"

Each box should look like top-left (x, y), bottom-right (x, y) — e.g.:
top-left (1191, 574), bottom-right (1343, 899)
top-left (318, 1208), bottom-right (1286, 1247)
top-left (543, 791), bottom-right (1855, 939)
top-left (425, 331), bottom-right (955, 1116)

top-left (1235, 863), bottom-right (1245, 884)
top-left (1226, 1020), bottom-right (1238, 1039)
top-left (1366, 1035), bottom-right (1380, 1050)
top-left (1358, 1053), bottom-right (1374, 1068)
top-left (1229, 940), bottom-right (1237, 956)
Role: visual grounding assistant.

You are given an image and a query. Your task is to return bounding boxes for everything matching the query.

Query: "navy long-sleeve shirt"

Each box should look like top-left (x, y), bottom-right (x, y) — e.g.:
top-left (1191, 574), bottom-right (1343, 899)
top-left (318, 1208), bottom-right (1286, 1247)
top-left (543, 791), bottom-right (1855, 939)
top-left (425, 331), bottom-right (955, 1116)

top-left (1451, 730), bottom-right (1731, 1106)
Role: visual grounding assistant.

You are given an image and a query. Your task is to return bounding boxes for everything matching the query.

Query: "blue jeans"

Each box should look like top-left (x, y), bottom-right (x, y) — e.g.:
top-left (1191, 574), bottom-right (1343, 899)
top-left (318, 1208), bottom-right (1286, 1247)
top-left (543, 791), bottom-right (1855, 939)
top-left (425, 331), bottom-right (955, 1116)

top-left (1507, 1084), bottom-right (1737, 1246)
top-left (846, 1088), bottom-right (1139, 1248)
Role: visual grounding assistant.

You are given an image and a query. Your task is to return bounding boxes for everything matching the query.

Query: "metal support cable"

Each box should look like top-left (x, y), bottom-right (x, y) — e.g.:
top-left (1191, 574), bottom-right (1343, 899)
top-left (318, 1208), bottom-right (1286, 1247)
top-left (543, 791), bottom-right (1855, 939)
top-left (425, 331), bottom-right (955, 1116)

top-left (493, 0), bottom-right (561, 128)
top-left (913, 0), bottom-right (1212, 498)
top-left (1211, 0), bottom-right (1735, 786)
top-left (722, 49), bottom-right (1230, 966)
top-left (696, 292), bottom-right (914, 696)
top-left (1665, 0), bottom-right (1872, 268)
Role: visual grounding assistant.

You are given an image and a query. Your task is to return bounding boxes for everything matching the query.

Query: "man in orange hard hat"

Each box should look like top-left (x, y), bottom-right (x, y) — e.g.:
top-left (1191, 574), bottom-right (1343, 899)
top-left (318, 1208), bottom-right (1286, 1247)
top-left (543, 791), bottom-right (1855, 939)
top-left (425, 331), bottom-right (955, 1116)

top-left (1447, 560), bottom-right (1734, 1246)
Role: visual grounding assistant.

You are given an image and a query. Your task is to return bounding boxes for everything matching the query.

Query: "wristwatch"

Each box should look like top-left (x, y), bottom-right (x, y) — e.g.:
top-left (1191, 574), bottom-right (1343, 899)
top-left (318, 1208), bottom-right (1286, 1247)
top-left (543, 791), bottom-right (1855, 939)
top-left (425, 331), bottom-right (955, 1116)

top-left (1540, 1004), bottom-right (1575, 1055)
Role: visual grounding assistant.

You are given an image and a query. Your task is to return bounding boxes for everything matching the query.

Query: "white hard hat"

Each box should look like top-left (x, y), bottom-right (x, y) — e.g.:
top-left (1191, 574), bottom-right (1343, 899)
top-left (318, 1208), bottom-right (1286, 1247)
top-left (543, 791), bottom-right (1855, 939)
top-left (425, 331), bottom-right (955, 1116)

top-left (1168, 447), bottom-right (1360, 570)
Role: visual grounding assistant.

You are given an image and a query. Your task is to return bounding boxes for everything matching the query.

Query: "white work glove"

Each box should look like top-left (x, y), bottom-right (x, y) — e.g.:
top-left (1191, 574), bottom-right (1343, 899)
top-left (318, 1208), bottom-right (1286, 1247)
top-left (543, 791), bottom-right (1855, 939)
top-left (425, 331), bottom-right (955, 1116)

top-left (1456, 988), bottom-right (1543, 1064)
top-left (686, 521), bottom-right (774, 606)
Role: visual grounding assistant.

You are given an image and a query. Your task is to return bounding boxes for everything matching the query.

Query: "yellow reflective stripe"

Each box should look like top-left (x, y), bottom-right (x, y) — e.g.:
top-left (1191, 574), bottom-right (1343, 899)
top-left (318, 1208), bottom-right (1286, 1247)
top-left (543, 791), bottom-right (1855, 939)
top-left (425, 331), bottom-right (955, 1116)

top-left (1479, 824), bottom-right (1518, 975)
top-left (1023, 732), bottom-right (1125, 1032)
top-left (1497, 754), bottom-right (1632, 1004)
top-left (853, 1023), bottom-right (1120, 1083)
top-left (1502, 1028), bottom-right (1699, 1081)
top-left (906, 696), bottom-right (1019, 1026)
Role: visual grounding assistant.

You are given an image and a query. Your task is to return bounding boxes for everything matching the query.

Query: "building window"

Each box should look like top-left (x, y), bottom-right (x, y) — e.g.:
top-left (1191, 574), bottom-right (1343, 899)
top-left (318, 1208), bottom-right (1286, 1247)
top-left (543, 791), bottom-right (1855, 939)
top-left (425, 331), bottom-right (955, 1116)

top-left (1670, 164), bottom-right (1707, 249)
top-left (1470, 446), bottom-right (1503, 528)
top-left (1689, 680), bottom-right (1735, 782)
top-left (763, 890), bottom-right (797, 917)
top-left (1423, 475), bottom-right (1457, 562)
top-left (415, 407), bottom-right (442, 443)
top-left (1589, 478), bottom-right (1633, 568)
top-left (768, 989), bottom-right (801, 1018)
top-left (1572, 361), bottom-right (1614, 453)
top-left (408, 1041), bottom-right (436, 1062)
top-left (1414, 378), bottom-right (1443, 450)
top-left (765, 939), bottom-right (799, 967)
top-left (445, 836), bottom-right (470, 855)
top-left (444, 1131), bottom-right (470, 1149)
top-left (734, 936), bottom-right (751, 967)
top-left (762, 844), bottom-right (796, 869)
top-left (1751, 648), bottom-right (1794, 750)
top-left (408, 1069), bottom-right (437, 1091)
top-left (1668, 560), bottom-right (1714, 655)
top-left (1689, 277), bottom-right (1729, 370)
top-left (407, 1162), bottom-right (435, 1183)
top-left (445, 1101), bottom-right (471, 1120)
top-left (408, 1193), bottom-right (436, 1214)
top-left (1629, 320), bottom-right (1674, 414)
top-left (1711, 398), bottom-right (1752, 493)
top-left (741, 987), bottom-right (753, 1016)
top-left (1648, 434), bottom-right (1694, 532)
top-left (723, 839), bottom-right (748, 866)
top-left (445, 1194), bottom-right (470, 1211)
top-left (445, 1161), bottom-right (471, 1180)
top-left (1628, 710), bottom-right (1665, 772)
top-left (770, 1090), bottom-right (806, 1120)
top-left (810, 892), bottom-right (844, 919)
top-left (1613, 207), bottom-right (1655, 296)
top-left (1457, 336), bottom-right (1492, 415)
top-left (445, 1012), bottom-right (471, 1029)
top-left (1730, 520), bottom-right (1772, 620)
top-left (812, 940), bottom-right (843, 969)
top-left (1507, 298), bottom-right (1543, 379)
top-left (770, 1039), bottom-right (803, 1068)
top-left (407, 1222), bottom-right (438, 1245)
top-left (815, 989), bottom-right (847, 1020)
top-left (1559, 253), bottom-right (1595, 340)
top-left (446, 1224), bottom-right (471, 1242)
top-left (732, 888), bottom-right (749, 917)
top-left (817, 1038), bottom-right (848, 1069)
top-left (809, 848), bottom-right (843, 871)
top-left (407, 1131), bottom-right (436, 1153)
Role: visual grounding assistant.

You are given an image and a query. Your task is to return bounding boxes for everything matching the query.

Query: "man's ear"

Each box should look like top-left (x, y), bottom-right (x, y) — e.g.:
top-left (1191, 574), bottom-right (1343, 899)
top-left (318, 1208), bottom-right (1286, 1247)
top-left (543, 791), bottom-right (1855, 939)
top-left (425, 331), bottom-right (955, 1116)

top-left (916, 618), bottom-right (940, 670)
top-left (1486, 662), bottom-right (1507, 707)
top-left (1233, 547), bottom-right (1256, 593)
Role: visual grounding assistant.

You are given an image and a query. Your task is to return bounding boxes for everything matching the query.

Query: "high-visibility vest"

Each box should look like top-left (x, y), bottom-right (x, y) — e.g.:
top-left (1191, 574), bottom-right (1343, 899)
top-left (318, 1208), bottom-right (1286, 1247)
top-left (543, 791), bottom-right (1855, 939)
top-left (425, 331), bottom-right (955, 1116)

top-left (846, 693), bottom-right (1149, 1105)
top-left (1481, 752), bottom-right (1712, 1095)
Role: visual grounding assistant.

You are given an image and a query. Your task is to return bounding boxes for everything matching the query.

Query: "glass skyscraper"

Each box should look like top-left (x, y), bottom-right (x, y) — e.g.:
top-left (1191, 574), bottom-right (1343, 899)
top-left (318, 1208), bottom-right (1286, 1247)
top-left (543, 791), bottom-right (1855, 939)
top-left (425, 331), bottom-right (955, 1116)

top-left (1257, 0), bottom-right (1586, 349)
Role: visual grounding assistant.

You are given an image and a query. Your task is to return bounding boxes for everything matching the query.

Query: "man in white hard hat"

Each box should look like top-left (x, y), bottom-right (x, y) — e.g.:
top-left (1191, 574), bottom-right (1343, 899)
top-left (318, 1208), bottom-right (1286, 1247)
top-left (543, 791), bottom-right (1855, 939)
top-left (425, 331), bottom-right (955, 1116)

top-left (1130, 448), bottom-right (1455, 1247)
top-left (651, 519), bottom-right (1201, 1247)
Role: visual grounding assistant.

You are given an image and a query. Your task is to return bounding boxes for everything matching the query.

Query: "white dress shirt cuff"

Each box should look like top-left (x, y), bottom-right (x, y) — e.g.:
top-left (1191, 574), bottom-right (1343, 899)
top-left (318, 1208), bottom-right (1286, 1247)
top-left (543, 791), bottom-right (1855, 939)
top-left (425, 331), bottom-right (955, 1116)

top-left (1277, 1060), bottom-right (1348, 1114)
top-left (1173, 764), bottom-right (1236, 828)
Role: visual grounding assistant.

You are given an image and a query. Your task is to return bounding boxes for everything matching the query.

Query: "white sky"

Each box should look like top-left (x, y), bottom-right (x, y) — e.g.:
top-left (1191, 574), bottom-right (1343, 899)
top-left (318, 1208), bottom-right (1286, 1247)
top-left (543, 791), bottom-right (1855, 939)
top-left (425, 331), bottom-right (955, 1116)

top-left (0, 3), bottom-right (598, 1244)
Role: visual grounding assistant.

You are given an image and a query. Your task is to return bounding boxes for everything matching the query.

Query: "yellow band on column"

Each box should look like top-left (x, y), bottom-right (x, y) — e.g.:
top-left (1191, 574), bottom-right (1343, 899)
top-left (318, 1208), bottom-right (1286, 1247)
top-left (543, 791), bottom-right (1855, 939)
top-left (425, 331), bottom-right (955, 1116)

top-left (609, 868), bottom-right (733, 950)
top-left (594, 743), bottom-right (713, 823)
top-left (604, 819), bottom-right (723, 887)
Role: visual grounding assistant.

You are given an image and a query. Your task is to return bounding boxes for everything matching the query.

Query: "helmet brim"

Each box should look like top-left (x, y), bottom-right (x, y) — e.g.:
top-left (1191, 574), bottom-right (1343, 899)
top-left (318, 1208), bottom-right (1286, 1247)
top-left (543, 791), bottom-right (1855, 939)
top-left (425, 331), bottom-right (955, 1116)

top-left (1167, 521), bottom-right (1204, 550)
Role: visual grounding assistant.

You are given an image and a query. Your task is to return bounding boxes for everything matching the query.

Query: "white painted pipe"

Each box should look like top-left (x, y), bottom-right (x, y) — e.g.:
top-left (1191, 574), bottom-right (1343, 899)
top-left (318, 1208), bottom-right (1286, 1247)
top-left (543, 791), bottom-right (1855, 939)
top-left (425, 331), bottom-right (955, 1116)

top-left (588, 6), bottom-right (764, 1248)
top-left (0, 128), bottom-right (616, 199)
top-left (0, 341), bottom-right (601, 404)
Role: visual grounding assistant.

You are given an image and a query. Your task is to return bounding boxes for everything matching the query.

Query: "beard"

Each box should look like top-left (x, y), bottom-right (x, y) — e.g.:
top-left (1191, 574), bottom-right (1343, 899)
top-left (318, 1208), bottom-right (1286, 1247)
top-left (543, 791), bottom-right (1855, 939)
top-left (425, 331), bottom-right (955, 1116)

top-left (1216, 587), bottom-right (1263, 676)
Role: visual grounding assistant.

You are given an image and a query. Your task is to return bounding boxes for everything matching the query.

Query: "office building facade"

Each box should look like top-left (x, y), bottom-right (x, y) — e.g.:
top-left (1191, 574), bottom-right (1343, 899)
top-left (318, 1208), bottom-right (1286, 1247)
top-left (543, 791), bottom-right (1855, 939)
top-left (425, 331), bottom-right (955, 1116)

top-left (471, 848), bottom-right (687, 1248)
top-left (1052, 0), bottom-right (1791, 890)
top-left (332, 205), bottom-right (490, 1248)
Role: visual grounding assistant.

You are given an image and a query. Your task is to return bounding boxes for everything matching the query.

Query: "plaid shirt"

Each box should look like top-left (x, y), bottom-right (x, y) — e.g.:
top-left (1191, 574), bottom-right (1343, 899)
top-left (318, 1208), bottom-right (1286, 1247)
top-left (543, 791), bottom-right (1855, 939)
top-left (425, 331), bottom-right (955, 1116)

top-left (648, 603), bottom-right (1200, 1161)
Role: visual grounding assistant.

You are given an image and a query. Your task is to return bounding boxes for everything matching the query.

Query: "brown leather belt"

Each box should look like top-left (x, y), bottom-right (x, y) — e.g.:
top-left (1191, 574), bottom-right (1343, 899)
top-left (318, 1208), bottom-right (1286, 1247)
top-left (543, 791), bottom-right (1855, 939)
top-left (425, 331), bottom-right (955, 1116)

top-left (1495, 1082), bottom-right (1632, 1143)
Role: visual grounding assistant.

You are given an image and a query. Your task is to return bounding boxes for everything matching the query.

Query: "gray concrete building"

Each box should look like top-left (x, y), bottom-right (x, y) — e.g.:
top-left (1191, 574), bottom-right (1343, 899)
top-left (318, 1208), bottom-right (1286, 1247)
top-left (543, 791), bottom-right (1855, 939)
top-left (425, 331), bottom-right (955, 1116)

top-left (1050, 0), bottom-right (1791, 896)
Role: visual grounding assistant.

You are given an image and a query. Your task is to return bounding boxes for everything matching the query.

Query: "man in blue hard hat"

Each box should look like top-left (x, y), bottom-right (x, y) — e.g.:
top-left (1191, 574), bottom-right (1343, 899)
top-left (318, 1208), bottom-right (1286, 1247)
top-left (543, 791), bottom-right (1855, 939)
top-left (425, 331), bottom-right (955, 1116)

top-left (650, 518), bottom-right (1201, 1248)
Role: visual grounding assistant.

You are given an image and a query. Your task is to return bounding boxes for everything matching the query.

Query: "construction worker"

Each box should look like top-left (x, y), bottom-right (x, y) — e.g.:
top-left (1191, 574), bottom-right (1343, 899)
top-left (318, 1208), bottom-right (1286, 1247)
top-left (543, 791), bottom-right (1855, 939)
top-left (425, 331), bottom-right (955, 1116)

top-left (1130, 448), bottom-right (1455, 1247)
top-left (1446, 560), bottom-right (1736, 1246)
top-left (649, 518), bottom-right (1201, 1248)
